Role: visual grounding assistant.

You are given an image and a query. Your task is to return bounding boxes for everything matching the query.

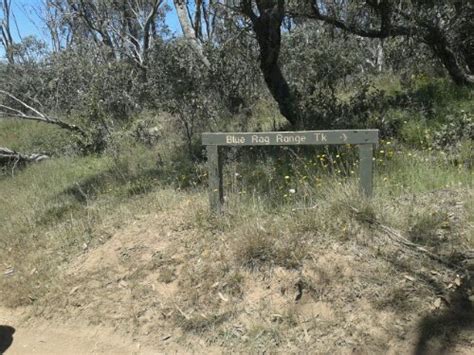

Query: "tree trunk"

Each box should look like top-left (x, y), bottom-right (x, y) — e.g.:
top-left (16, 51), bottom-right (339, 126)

top-left (243, 0), bottom-right (301, 127)
top-left (376, 39), bottom-right (384, 72)
top-left (1, 0), bottom-right (14, 64)
top-left (256, 31), bottom-right (299, 127)
top-left (424, 27), bottom-right (474, 86)
top-left (173, 0), bottom-right (210, 68)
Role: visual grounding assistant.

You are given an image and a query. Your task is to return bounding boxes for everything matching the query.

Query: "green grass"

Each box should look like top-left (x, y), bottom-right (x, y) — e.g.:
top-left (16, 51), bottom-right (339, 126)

top-left (0, 119), bottom-right (73, 154)
top-left (0, 146), bottom-right (198, 306)
top-left (375, 145), bottom-right (473, 196)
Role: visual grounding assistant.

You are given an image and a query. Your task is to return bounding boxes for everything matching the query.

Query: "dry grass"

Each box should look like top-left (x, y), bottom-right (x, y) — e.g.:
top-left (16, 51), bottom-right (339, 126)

top-left (1, 120), bottom-right (473, 352)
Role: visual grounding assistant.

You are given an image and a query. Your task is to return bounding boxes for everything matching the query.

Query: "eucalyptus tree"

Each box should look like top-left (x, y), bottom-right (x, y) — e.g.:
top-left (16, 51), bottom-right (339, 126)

top-left (43, 0), bottom-right (167, 70)
top-left (299, 0), bottom-right (473, 86)
top-left (0, 0), bottom-right (14, 64)
top-left (171, 0), bottom-right (246, 68)
top-left (239, 0), bottom-right (301, 126)
top-left (233, 0), bottom-right (473, 127)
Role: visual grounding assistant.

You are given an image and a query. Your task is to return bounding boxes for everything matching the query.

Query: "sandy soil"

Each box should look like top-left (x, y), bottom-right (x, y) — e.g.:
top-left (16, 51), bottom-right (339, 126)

top-left (1, 192), bottom-right (472, 354)
top-left (1, 307), bottom-right (160, 354)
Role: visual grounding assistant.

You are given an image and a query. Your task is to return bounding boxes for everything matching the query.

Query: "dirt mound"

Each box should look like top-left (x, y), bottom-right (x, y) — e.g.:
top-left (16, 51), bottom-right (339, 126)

top-left (6, 190), bottom-right (474, 353)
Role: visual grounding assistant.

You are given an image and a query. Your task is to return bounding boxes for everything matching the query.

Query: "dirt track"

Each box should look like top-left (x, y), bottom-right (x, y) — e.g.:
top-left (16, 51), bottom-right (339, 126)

top-left (1, 307), bottom-right (157, 354)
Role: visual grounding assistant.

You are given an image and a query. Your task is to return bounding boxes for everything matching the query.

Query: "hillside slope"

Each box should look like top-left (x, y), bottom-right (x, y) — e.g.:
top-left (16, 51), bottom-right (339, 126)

top-left (2, 186), bottom-right (472, 353)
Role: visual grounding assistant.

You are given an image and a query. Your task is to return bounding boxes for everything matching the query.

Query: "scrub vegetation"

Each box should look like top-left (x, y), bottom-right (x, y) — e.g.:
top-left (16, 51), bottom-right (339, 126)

top-left (0, 0), bottom-right (473, 353)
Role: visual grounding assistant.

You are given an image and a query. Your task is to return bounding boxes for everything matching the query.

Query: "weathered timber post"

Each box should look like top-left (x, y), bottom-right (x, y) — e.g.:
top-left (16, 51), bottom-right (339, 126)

top-left (207, 145), bottom-right (223, 213)
top-left (358, 144), bottom-right (374, 197)
top-left (203, 129), bottom-right (378, 213)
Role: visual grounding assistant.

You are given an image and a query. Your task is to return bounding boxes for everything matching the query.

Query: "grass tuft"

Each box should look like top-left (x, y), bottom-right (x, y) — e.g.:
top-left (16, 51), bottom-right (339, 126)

top-left (407, 210), bottom-right (449, 246)
top-left (232, 221), bottom-right (307, 270)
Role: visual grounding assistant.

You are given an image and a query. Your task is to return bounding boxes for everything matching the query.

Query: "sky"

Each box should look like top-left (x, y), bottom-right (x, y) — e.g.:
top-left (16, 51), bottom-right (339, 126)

top-left (2, 0), bottom-right (181, 52)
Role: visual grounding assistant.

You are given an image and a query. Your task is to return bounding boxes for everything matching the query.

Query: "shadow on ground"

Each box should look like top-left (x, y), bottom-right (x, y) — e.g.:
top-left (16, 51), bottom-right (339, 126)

top-left (414, 279), bottom-right (474, 354)
top-left (381, 250), bottom-right (474, 354)
top-left (0, 325), bottom-right (15, 354)
top-left (36, 166), bottom-right (163, 225)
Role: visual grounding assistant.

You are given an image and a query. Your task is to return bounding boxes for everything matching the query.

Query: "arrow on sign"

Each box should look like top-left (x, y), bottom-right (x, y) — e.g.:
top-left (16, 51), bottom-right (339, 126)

top-left (340, 133), bottom-right (348, 142)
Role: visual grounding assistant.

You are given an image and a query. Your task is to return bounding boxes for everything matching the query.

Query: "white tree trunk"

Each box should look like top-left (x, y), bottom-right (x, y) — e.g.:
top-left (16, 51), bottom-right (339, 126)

top-left (376, 39), bottom-right (384, 72)
top-left (173, 0), bottom-right (210, 68)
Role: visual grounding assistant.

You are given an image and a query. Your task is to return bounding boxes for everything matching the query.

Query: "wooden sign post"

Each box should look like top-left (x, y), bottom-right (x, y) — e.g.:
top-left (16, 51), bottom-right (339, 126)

top-left (202, 130), bottom-right (379, 213)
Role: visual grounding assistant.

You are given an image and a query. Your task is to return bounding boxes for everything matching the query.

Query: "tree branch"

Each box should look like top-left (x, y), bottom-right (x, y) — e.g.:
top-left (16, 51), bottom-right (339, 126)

top-left (142, 0), bottom-right (163, 62)
top-left (240, 0), bottom-right (257, 23)
top-left (0, 90), bottom-right (86, 135)
top-left (303, 0), bottom-right (417, 38)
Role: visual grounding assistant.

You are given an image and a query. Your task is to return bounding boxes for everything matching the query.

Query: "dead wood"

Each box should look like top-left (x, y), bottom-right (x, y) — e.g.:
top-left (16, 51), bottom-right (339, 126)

top-left (348, 205), bottom-right (472, 270)
top-left (0, 90), bottom-right (86, 136)
top-left (0, 147), bottom-right (49, 166)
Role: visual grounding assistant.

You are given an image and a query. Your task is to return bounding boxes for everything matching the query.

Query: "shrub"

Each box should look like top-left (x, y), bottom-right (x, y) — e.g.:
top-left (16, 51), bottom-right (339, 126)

top-left (432, 111), bottom-right (473, 149)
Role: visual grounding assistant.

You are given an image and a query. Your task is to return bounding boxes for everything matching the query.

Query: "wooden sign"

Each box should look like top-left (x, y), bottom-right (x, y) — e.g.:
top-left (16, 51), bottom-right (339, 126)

top-left (202, 130), bottom-right (379, 213)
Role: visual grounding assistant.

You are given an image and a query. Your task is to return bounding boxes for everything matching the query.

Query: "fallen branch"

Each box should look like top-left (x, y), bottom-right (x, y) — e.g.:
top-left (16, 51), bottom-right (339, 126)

top-left (0, 147), bottom-right (49, 165)
top-left (376, 222), bottom-right (459, 269)
top-left (0, 90), bottom-right (86, 136)
top-left (348, 205), bottom-right (471, 270)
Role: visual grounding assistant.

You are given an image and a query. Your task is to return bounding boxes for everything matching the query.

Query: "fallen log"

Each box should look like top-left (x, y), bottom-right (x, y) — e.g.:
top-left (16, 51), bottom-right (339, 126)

top-left (0, 147), bottom-right (49, 165)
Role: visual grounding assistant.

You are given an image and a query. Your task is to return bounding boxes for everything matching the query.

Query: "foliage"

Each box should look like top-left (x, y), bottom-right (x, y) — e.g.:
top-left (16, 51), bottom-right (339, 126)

top-left (1, 0), bottom-right (472, 155)
top-left (145, 36), bottom-right (261, 157)
top-left (432, 111), bottom-right (473, 149)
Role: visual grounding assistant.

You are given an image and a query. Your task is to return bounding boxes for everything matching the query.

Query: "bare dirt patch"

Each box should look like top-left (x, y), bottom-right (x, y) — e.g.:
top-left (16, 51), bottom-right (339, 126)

top-left (0, 306), bottom-right (157, 354)
top-left (3, 189), bottom-right (473, 353)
